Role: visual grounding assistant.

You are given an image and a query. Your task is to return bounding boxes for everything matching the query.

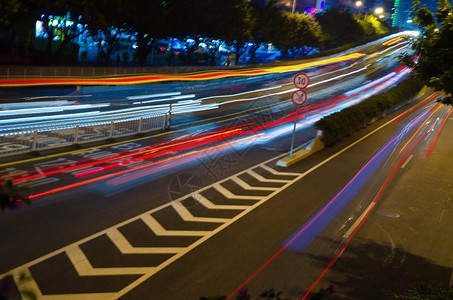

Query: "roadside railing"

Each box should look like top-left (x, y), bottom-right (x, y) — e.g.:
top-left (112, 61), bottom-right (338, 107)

top-left (0, 113), bottom-right (168, 156)
top-left (0, 65), bottom-right (232, 79)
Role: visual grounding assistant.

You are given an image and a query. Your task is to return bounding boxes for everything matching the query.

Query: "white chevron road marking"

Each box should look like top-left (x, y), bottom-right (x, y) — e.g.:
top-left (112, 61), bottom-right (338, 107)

top-left (231, 176), bottom-right (277, 191)
top-left (171, 202), bottom-right (231, 223)
top-left (106, 228), bottom-right (184, 254)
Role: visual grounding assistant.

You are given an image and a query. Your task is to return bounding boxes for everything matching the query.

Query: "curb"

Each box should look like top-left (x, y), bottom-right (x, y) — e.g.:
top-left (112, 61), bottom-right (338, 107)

top-left (276, 130), bottom-right (325, 168)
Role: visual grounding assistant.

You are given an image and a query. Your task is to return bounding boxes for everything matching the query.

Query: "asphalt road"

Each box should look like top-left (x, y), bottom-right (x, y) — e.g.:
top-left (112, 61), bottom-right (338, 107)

top-left (113, 90), bottom-right (453, 300)
top-left (2, 34), bottom-right (447, 300)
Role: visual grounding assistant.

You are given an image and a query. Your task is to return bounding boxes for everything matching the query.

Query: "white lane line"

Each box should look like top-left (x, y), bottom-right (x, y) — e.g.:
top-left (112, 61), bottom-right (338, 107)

top-left (39, 294), bottom-right (114, 300)
top-left (4, 92), bottom-right (435, 299)
top-left (126, 92), bottom-right (181, 100)
top-left (343, 201), bottom-right (374, 240)
top-left (400, 154), bottom-right (414, 169)
top-left (439, 209), bottom-right (445, 223)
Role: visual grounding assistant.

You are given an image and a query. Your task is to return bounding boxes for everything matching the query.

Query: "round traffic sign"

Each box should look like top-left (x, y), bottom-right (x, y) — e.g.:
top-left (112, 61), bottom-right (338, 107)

top-left (291, 90), bottom-right (307, 106)
top-left (293, 73), bottom-right (310, 89)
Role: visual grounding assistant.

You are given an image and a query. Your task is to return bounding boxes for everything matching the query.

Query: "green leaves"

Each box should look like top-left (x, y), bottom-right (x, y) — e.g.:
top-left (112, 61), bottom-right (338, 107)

top-left (403, 0), bottom-right (453, 99)
top-left (0, 0), bottom-right (21, 26)
top-left (315, 78), bottom-right (423, 143)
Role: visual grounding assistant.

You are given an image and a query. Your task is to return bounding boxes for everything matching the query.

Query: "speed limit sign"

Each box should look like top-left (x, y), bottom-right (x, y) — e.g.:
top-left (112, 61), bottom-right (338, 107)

top-left (293, 73), bottom-right (310, 89)
top-left (291, 90), bottom-right (307, 106)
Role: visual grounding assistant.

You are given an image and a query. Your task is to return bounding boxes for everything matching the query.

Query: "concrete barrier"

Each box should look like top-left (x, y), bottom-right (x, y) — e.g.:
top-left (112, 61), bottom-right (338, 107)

top-left (276, 130), bottom-right (325, 167)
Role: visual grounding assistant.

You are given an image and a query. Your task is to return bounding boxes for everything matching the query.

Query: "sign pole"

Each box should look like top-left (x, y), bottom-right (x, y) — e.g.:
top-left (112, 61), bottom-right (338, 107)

top-left (288, 72), bottom-right (309, 159)
top-left (289, 106), bottom-right (300, 158)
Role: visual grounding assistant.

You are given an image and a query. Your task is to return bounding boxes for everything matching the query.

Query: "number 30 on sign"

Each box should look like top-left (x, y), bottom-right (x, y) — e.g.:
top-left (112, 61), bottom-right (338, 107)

top-left (293, 73), bottom-right (310, 89)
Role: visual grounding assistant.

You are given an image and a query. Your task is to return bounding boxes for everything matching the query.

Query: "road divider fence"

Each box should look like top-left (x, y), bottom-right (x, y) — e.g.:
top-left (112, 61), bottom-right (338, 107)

top-left (0, 113), bottom-right (168, 156)
top-left (0, 65), bottom-right (226, 79)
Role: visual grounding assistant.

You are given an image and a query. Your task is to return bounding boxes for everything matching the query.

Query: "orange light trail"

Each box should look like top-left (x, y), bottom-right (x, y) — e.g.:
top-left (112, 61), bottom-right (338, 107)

top-left (382, 36), bottom-right (405, 46)
top-left (74, 128), bottom-right (246, 177)
top-left (426, 108), bottom-right (453, 157)
top-left (0, 53), bottom-right (365, 87)
top-left (29, 134), bottom-right (262, 199)
top-left (300, 120), bottom-right (436, 300)
top-left (392, 93), bottom-right (438, 123)
top-left (13, 129), bottom-right (244, 183)
top-left (399, 103), bottom-right (441, 154)
top-left (1, 123), bottom-right (256, 180)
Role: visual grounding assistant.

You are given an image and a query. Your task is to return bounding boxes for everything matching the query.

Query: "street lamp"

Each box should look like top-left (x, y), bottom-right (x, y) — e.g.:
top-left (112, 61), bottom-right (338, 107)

top-left (292, 0), bottom-right (296, 13)
top-left (375, 7), bottom-right (384, 15)
top-left (355, 1), bottom-right (362, 13)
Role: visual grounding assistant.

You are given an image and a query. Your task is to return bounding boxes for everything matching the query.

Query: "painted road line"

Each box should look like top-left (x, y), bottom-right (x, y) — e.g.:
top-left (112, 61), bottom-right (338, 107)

top-left (105, 229), bottom-right (183, 254)
top-left (246, 170), bottom-right (291, 183)
top-left (170, 202), bottom-right (231, 223)
top-left (3, 76), bottom-right (431, 300)
top-left (0, 53), bottom-right (366, 87)
top-left (231, 176), bottom-right (277, 191)
top-left (0, 54), bottom-right (380, 167)
top-left (213, 184), bottom-right (264, 200)
top-left (195, 194), bottom-right (250, 211)
top-left (400, 154), bottom-right (413, 169)
top-left (140, 214), bottom-right (211, 236)
top-left (67, 245), bottom-right (153, 276)
top-left (0, 58), bottom-right (381, 168)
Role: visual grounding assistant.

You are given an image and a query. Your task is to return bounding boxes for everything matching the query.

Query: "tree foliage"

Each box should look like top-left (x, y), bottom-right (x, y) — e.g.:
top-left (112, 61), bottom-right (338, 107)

top-left (390, 282), bottom-right (453, 299)
top-left (316, 8), bottom-right (364, 48)
top-left (0, 0), bottom-right (21, 27)
top-left (2, 0), bottom-right (389, 66)
top-left (400, 0), bottom-right (453, 104)
top-left (86, 0), bottom-right (127, 65)
top-left (315, 78), bottom-right (423, 143)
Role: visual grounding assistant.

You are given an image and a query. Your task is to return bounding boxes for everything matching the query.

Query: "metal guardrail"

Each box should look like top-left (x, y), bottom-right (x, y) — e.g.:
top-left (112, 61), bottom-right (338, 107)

top-left (0, 65), bottom-right (231, 79)
top-left (0, 113), bottom-right (168, 156)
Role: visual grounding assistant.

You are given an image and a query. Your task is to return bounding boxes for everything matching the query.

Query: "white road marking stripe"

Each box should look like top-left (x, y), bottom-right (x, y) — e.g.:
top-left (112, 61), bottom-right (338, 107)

top-left (66, 246), bottom-right (154, 276)
top-left (170, 202), bottom-right (230, 223)
top-left (213, 184), bottom-right (263, 200)
top-left (260, 164), bottom-right (301, 176)
top-left (194, 194), bottom-right (250, 210)
top-left (401, 154), bottom-right (414, 169)
top-left (140, 214), bottom-right (210, 236)
top-left (106, 229), bottom-right (183, 254)
top-left (231, 176), bottom-right (276, 191)
top-left (3, 91), bottom-right (435, 299)
top-left (247, 169), bottom-right (290, 183)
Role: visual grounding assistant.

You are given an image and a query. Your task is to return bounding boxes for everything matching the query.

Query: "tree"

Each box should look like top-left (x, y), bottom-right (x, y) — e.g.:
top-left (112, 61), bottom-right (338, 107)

top-left (31, 0), bottom-right (92, 61)
top-left (315, 8), bottom-right (364, 48)
top-left (354, 14), bottom-right (388, 37)
top-left (0, 0), bottom-right (21, 27)
top-left (123, 0), bottom-right (169, 66)
top-left (284, 11), bottom-right (323, 58)
top-left (86, 0), bottom-right (127, 66)
top-left (400, 0), bottom-right (453, 104)
top-left (209, 0), bottom-right (254, 65)
top-left (390, 282), bottom-right (453, 299)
